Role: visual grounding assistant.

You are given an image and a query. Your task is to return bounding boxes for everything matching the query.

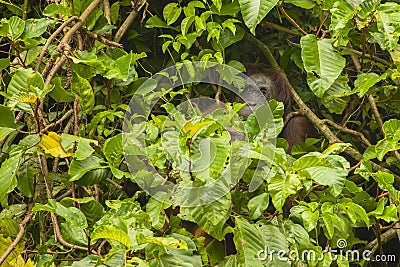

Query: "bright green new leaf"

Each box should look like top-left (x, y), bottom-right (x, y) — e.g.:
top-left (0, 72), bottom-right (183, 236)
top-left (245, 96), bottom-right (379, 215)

top-left (163, 3), bottom-right (182, 25)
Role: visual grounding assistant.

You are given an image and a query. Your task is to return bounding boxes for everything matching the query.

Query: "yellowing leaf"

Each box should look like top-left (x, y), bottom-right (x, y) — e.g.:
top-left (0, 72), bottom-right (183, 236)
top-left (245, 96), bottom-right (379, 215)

top-left (182, 120), bottom-right (212, 139)
top-left (39, 132), bottom-right (73, 158)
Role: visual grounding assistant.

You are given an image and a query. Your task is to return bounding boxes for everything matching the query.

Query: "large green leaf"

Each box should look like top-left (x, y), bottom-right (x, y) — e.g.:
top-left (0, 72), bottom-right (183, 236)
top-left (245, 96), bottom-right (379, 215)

top-left (0, 105), bottom-right (16, 128)
top-left (91, 224), bottom-right (131, 247)
top-left (268, 172), bottom-right (302, 212)
top-left (21, 18), bottom-right (55, 39)
top-left (330, 1), bottom-right (354, 46)
top-left (320, 75), bottom-right (350, 114)
top-left (61, 134), bottom-right (98, 160)
top-left (163, 3), bottom-right (182, 25)
top-left (68, 156), bottom-right (106, 182)
top-left (180, 192), bottom-right (232, 241)
top-left (8, 16), bottom-right (25, 41)
top-left (238, 0), bottom-right (279, 34)
top-left (371, 3), bottom-right (400, 51)
top-left (0, 154), bottom-right (21, 205)
top-left (293, 152), bottom-right (349, 196)
top-left (70, 74), bottom-right (95, 114)
top-left (375, 119), bottom-right (400, 160)
top-left (248, 192), bottom-right (269, 220)
top-left (33, 199), bottom-right (88, 229)
top-left (300, 35), bottom-right (346, 98)
top-left (234, 218), bottom-right (290, 267)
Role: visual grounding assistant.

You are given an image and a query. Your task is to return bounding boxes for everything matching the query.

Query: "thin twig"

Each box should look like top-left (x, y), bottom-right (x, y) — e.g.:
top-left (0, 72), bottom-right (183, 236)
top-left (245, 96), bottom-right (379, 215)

top-left (277, 1), bottom-right (307, 35)
top-left (41, 109), bottom-right (74, 133)
top-left (340, 46), bottom-right (391, 66)
top-left (261, 21), bottom-right (300, 36)
top-left (82, 30), bottom-right (123, 48)
top-left (321, 119), bottom-right (372, 146)
top-left (114, 0), bottom-right (146, 42)
top-left (368, 95), bottom-right (384, 133)
top-left (316, 12), bottom-right (329, 38)
top-left (106, 178), bottom-right (124, 190)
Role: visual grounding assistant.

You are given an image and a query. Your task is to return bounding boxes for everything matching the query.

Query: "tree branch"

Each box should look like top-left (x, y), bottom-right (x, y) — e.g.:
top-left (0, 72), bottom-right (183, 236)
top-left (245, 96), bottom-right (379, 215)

top-left (35, 16), bottom-right (78, 72)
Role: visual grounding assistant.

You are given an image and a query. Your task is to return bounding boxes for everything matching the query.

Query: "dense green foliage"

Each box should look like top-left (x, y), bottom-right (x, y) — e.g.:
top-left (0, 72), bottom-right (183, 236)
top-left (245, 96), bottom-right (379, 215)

top-left (0, 0), bottom-right (400, 266)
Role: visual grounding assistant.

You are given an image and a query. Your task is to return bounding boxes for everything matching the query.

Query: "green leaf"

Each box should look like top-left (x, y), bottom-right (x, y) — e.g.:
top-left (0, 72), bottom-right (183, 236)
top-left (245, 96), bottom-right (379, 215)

top-left (330, 1), bottom-right (354, 46)
top-left (353, 73), bottom-right (385, 97)
top-left (43, 3), bottom-right (72, 17)
top-left (181, 16), bottom-right (195, 36)
top-left (0, 155), bottom-right (21, 205)
top-left (21, 18), bottom-right (55, 39)
top-left (71, 74), bottom-right (95, 114)
top-left (0, 127), bottom-right (15, 141)
top-left (146, 195), bottom-right (169, 230)
top-left (285, 0), bottom-right (315, 9)
top-left (322, 142), bottom-right (351, 155)
top-left (371, 171), bottom-right (397, 199)
top-left (382, 119), bottom-right (400, 140)
top-left (322, 213), bottom-right (340, 239)
top-left (248, 192), bottom-right (269, 220)
top-left (268, 173), bottom-right (302, 212)
top-left (301, 209), bottom-right (320, 232)
top-left (180, 192), bottom-right (231, 241)
top-left (110, 2), bottom-right (120, 24)
top-left (103, 134), bottom-right (123, 167)
top-left (91, 224), bottom-right (130, 248)
top-left (238, 0), bottom-right (279, 34)
top-left (163, 3), bottom-right (182, 25)
top-left (339, 201), bottom-right (369, 226)
top-left (301, 35), bottom-right (346, 98)
top-left (0, 105), bottom-right (16, 128)
top-left (371, 3), bottom-right (400, 51)
top-left (320, 75), bottom-right (350, 114)
top-left (33, 199), bottom-right (88, 229)
top-left (0, 58), bottom-right (10, 71)
top-left (60, 221), bottom-right (88, 246)
top-left (8, 16), bottom-right (25, 41)
top-left (17, 165), bottom-right (36, 198)
top-left (68, 156), bottom-right (105, 182)
top-left (211, 0), bottom-right (222, 11)
top-left (145, 15), bottom-right (177, 30)
top-left (234, 218), bottom-right (289, 266)
top-left (293, 152), bottom-right (349, 196)
top-left (61, 134), bottom-right (98, 160)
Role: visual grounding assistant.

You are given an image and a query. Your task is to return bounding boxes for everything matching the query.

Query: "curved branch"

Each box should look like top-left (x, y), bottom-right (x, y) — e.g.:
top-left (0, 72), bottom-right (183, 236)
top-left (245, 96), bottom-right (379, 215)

top-left (340, 46), bottom-right (391, 66)
top-left (321, 119), bottom-right (372, 146)
top-left (277, 1), bottom-right (307, 35)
